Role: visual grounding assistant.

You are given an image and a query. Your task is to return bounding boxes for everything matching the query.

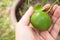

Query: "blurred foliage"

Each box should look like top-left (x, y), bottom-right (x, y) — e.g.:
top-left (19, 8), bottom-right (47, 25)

top-left (42, 0), bottom-right (48, 3)
top-left (21, 0), bottom-right (60, 15)
top-left (0, 0), bottom-right (13, 9)
top-left (0, 0), bottom-right (15, 40)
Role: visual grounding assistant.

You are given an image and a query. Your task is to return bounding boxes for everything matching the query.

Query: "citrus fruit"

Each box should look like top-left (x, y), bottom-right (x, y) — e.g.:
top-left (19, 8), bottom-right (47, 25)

top-left (30, 5), bottom-right (51, 31)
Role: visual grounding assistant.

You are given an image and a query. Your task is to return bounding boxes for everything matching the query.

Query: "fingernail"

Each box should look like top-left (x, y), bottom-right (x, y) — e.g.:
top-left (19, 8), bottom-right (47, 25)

top-left (29, 6), bottom-right (33, 10)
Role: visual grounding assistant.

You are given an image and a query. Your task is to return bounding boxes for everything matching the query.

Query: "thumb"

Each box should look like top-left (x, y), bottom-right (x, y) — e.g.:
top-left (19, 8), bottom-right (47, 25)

top-left (18, 6), bottom-right (34, 26)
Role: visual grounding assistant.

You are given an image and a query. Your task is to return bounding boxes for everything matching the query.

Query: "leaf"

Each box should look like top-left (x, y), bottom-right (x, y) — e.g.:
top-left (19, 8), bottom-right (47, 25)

top-left (42, 0), bottom-right (48, 3)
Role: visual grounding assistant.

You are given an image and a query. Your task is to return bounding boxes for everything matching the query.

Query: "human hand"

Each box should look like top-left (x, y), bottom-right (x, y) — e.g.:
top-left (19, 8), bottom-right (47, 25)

top-left (16, 4), bottom-right (60, 40)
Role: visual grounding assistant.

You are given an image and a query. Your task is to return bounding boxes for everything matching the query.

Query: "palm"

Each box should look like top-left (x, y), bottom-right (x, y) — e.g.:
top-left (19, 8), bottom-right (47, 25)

top-left (28, 5), bottom-right (60, 40)
top-left (27, 24), bottom-right (57, 40)
top-left (16, 4), bottom-right (60, 40)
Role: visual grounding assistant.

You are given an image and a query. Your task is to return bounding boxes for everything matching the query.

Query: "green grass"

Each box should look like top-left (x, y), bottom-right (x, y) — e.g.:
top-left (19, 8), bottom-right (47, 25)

top-left (0, 0), bottom-right (15, 40)
top-left (0, 0), bottom-right (13, 9)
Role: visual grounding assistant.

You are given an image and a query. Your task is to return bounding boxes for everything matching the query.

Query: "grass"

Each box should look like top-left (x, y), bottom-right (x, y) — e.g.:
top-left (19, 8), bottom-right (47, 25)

top-left (0, 0), bottom-right (15, 40)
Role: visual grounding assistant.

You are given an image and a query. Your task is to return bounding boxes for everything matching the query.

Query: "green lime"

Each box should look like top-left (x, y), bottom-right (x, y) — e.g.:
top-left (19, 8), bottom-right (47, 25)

top-left (30, 5), bottom-right (51, 31)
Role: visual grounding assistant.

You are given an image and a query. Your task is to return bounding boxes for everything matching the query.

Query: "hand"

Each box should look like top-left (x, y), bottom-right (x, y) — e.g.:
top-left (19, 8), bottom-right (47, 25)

top-left (16, 4), bottom-right (60, 40)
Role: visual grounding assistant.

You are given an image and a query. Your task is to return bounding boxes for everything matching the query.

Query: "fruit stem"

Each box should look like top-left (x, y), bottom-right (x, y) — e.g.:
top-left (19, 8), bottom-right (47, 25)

top-left (47, 0), bottom-right (59, 13)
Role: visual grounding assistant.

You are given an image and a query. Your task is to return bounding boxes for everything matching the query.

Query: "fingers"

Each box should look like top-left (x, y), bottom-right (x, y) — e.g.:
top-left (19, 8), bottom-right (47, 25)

top-left (19, 6), bottom-right (34, 26)
top-left (48, 6), bottom-right (60, 32)
top-left (50, 4), bottom-right (58, 15)
top-left (42, 4), bottom-right (58, 18)
top-left (42, 4), bottom-right (58, 16)
top-left (53, 6), bottom-right (60, 18)
top-left (48, 6), bottom-right (60, 40)
top-left (42, 4), bottom-right (51, 11)
top-left (56, 18), bottom-right (60, 32)
top-left (52, 6), bottom-right (60, 23)
top-left (50, 18), bottom-right (60, 40)
top-left (48, 4), bottom-right (58, 17)
top-left (40, 31), bottom-right (54, 40)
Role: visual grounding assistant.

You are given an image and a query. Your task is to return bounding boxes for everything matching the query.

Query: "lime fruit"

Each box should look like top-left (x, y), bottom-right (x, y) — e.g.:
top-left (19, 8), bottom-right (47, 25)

top-left (30, 5), bottom-right (51, 31)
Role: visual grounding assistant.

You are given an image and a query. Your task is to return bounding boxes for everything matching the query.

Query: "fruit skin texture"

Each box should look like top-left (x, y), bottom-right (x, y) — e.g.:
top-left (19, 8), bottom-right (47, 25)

top-left (30, 11), bottom-right (51, 31)
top-left (30, 5), bottom-right (51, 31)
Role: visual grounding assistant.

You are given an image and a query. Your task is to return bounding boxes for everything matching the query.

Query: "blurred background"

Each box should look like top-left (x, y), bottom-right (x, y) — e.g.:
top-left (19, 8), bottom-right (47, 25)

top-left (0, 0), bottom-right (60, 40)
top-left (0, 0), bottom-right (15, 40)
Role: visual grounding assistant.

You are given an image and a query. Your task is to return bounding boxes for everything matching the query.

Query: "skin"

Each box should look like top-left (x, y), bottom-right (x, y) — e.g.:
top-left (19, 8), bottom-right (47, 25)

top-left (16, 4), bottom-right (60, 40)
